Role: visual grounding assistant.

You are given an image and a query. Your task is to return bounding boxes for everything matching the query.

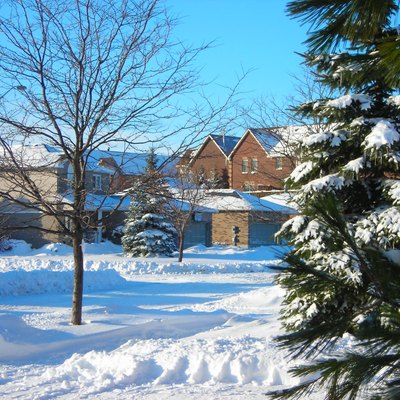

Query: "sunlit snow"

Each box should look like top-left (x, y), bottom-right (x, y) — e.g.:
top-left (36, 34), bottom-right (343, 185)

top-left (326, 94), bottom-right (372, 110)
top-left (0, 240), bottom-right (306, 400)
top-left (363, 120), bottom-right (400, 150)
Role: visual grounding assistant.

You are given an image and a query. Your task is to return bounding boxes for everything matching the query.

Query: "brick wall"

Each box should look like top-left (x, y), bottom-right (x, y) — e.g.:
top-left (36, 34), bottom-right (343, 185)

top-left (212, 211), bottom-right (249, 247)
top-left (230, 132), bottom-right (293, 190)
top-left (184, 131), bottom-right (295, 191)
top-left (191, 138), bottom-right (230, 181)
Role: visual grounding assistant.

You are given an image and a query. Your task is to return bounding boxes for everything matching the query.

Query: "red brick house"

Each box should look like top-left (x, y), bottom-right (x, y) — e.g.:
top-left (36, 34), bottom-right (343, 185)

top-left (229, 128), bottom-right (295, 191)
top-left (178, 128), bottom-right (296, 191)
top-left (179, 134), bottom-right (240, 187)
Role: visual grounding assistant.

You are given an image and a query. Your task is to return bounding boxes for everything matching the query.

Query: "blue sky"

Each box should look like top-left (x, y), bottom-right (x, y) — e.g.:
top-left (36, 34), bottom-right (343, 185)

top-left (167, 0), bottom-right (309, 102)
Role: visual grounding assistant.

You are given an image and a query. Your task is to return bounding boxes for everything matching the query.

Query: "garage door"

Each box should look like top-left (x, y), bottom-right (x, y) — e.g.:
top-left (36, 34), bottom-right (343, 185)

top-left (184, 222), bottom-right (209, 248)
top-left (249, 223), bottom-right (281, 246)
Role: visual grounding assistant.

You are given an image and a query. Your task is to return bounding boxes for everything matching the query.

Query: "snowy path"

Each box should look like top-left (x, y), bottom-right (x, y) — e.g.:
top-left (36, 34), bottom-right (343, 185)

top-left (0, 243), bottom-right (298, 399)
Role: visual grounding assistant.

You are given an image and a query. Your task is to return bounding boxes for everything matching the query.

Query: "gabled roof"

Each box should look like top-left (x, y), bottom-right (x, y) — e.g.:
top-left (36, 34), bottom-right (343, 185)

top-left (187, 134), bottom-right (240, 165)
top-left (229, 128), bottom-right (281, 158)
top-left (209, 134), bottom-right (240, 156)
top-left (86, 149), bottom-right (168, 175)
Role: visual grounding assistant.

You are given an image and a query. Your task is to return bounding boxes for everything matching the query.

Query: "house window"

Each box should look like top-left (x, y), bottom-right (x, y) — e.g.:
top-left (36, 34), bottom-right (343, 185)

top-left (242, 158), bottom-right (248, 173)
top-left (251, 158), bottom-right (258, 173)
top-left (93, 174), bottom-right (102, 190)
top-left (275, 157), bottom-right (283, 170)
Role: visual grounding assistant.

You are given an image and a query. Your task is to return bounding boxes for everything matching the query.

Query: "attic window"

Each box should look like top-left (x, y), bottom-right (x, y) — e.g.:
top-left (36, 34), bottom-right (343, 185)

top-left (93, 174), bottom-right (102, 190)
top-left (242, 158), bottom-right (248, 173)
top-left (275, 157), bottom-right (283, 170)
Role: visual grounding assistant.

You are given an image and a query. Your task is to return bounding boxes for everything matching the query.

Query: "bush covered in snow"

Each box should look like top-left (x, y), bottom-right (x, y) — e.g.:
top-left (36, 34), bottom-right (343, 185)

top-left (122, 151), bottom-right (177, 257)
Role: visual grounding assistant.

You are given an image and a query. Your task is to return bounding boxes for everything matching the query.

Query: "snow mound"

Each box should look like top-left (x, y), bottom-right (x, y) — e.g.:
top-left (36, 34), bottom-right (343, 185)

top-left (1, 240), bottom-right (122, 257)
top-left (0, 269), bottom-right (127, 296)
top-left (1, 240), bottom-right (33, 256)
top-left (174, 285), bottom-right (285, 315)
top-left (39, 336), bottom-right (291, 396)
top-left (115, 260), bottom-right (279, 275)
top-left (0, 257), bottom-right (279, 276)
top-left (0, 257), bottom-right (279, 295)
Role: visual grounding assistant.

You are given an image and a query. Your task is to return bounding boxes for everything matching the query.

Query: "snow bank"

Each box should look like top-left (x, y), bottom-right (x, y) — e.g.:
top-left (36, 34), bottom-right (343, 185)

top-left (38, 336), bottom-right (292, 396)
top-left (0, 260), bottom-right (278, 296)
top-left (0, 257), bottom-right (279, 275)
top-left (191, 285), bottom-right (285, 314)
top-left (0, 269), bottom-right (127, 296)
top-left (169, 285), bottom-right (285, 317)
top-left (0, 245), bottom-right (282, 295)
top-left (1, 240), bottom-right (33, 256)
top-left (0, 241), bottom-right (283, 295)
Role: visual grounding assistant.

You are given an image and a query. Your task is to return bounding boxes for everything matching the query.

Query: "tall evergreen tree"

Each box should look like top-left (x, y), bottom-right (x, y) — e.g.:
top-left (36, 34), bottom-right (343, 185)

top-left (271, 2), bottom-right (400, 399)
top-left (122, 150), bottom-right (177, 257)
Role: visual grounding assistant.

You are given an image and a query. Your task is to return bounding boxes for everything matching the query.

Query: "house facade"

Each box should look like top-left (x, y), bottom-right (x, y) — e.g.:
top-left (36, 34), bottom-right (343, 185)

top-left (229, 128), bottom-right (295, 191)
top-left (1, 137), bottom-right (298, 249)
top-left (0, 145), bottom-right (171, 247)
top-left (178, 128), bottom-right (298, 192)
top-left (178, 134), bottom-right (240, 188)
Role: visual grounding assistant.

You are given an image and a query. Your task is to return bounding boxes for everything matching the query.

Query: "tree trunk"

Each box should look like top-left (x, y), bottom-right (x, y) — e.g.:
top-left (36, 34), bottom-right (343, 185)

top-left (71, 156), bottom-right (85, 326)
top-left (71, 223), bottom-right (84, 325)
top-left (178, 231), bottom-right (184, 262)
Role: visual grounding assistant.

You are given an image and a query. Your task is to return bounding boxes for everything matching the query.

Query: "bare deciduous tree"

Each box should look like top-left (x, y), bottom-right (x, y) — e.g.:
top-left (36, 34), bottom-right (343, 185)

top-left (165, 167), bottom-right (214, 262)
top-left (0, 0), bottom-right (239, 324)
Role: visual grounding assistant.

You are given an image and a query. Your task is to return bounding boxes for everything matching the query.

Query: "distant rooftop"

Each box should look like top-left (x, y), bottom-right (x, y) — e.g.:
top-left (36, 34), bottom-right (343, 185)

top-left (4, 145), bottom-right (173, 175)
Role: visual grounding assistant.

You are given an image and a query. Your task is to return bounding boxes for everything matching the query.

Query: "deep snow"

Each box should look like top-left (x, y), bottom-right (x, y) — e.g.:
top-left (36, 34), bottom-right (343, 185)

top-left (0, 241), bottom-right (301, 399)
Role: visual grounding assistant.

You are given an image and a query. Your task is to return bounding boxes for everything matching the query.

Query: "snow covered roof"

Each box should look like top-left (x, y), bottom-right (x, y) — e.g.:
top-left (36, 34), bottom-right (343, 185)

top-left (2, 144), bottom-right (66, 168)
top-left (86, 149), bottom-right (174, 175)
top-left (250, 126), bottom-right (332, 157)
top-left (261, 192), bottom-right (298, 213)
top-left (167, 196), bottom-right (218, 213)
top-left (230, 128), bottom-right (294, 158)
top-left (62, 193), bottom-right (131, 211)
top-left (4, 145), bottom-right (172, 175)
top-left (209, 134), bottom-right (240, 156)
top-left (199, 189), bottom-right (296, 213)
top-left (251, 128), bottom-right (280, 154)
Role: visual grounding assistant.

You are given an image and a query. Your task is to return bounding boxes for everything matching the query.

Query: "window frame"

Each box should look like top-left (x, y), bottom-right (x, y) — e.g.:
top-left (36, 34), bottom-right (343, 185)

top-left (93, 174), bottom-right (102, 190)
top-left (242, 158), bottom-right (249, 174)
top-left (251, 158), bottom-right (258, 174)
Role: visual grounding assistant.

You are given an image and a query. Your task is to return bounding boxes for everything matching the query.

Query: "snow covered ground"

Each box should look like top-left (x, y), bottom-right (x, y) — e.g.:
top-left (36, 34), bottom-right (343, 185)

top-left (0, 241), bottom-right (302, 399)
